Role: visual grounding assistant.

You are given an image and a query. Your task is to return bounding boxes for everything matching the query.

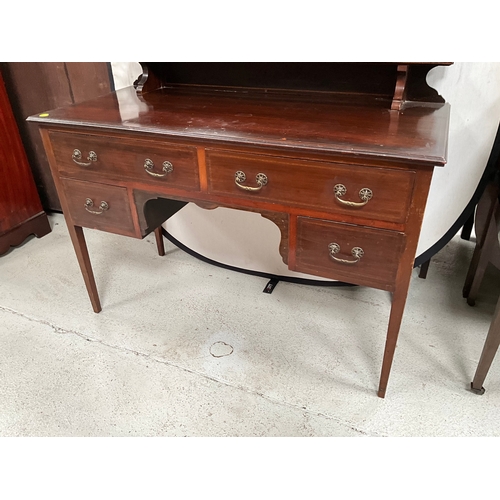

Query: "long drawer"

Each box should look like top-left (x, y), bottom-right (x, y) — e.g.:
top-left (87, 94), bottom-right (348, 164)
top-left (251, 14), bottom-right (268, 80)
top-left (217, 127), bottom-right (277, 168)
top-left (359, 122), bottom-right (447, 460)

top-left (60, 178), bottom-right (136, 237)
top-left (49, 130), bottom-right (200, 191)
top-left (294, 217), bottom-right (405, 290)
top-left (206, 149), bottom-right (415, 224)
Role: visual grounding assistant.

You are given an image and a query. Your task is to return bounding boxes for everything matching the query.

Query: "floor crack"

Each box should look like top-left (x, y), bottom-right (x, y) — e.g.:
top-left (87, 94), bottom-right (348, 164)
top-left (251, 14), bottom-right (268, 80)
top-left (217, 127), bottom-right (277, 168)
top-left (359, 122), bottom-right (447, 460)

top-left (0, 304), bottom-right (379, 436)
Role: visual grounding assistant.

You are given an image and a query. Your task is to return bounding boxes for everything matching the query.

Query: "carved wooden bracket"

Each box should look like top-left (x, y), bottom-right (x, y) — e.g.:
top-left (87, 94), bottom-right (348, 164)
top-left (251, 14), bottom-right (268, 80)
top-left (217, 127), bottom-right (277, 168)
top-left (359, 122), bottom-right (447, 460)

top-left (260, 211), bottom-right (289, 266)
top-left (391, 63), bottom-right (451, 111)
top-left (0, 212), bottom-right (51, 256)
top-left (391, 64), bottom-right (409, 111)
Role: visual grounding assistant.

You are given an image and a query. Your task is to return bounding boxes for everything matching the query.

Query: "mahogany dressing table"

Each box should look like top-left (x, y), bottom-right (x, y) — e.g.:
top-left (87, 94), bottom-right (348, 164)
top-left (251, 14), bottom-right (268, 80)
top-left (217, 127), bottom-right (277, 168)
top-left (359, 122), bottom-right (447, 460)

top-left (29, 63), bottom-right (450, 397)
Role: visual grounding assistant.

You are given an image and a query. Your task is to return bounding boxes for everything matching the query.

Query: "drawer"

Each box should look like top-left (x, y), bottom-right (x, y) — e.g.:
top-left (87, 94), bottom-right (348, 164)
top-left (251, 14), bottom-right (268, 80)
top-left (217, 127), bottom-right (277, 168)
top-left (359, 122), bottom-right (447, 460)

top-left (60, 178), bottom-right (136, 237)
top-left (294, 217), bottom-right (405, 290)
top-left (206, 150), bottom-right (415, 223)
top-left (49, 131), bottom-right (200, 190)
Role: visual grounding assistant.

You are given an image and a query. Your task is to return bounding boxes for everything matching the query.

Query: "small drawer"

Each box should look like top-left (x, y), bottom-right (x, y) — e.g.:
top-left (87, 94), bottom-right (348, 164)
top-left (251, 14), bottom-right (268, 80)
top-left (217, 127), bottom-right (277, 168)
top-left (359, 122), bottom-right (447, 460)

top-left (60, 178), bottom-right (136, 237)
top-left (206, 150), bottom-right (415, 223)
top-left (49, 131), bottom-right (200, 190)
top-left (294, 217), bottom-right (405, 290)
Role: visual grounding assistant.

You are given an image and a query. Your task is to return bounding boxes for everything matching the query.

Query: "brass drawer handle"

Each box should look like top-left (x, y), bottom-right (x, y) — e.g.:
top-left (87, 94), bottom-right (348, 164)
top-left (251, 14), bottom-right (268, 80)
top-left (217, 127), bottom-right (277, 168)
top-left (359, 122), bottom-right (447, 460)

top-left (84, 198), bottom-right (109, 215)
top-left (235, 170), bottom-right (268, 192)
top-left (72, 149), bottom-right (97, 167)
top-left (328, 242), bottom-right (364, 264)
top-left (334, 184), bottom-right (372, 207)
top-left (144, 158), bottom-right (174, 177)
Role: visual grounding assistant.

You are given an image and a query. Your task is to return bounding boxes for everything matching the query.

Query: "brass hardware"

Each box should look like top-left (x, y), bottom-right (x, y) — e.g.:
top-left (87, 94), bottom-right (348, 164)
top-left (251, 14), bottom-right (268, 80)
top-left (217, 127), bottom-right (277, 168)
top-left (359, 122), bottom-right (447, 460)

top-left (144, 158), bottom-right (174, 177)
top-left (84, 198), bottom-right (109, 215)
top-left (334, 184), bottom-right (372, 207)
top-left (72, 149), bottom-right (97, 167)
top-left (328, 242), bottom-right (364, 264)
top-left (234, 170), bottom-right (268, 192)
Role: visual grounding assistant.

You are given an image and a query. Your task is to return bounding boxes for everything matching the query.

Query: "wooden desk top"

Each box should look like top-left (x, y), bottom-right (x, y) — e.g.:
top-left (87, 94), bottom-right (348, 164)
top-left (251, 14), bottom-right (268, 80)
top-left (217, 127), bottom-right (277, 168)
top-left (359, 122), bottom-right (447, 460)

top-left (30, 85), bottom-right (450, 167)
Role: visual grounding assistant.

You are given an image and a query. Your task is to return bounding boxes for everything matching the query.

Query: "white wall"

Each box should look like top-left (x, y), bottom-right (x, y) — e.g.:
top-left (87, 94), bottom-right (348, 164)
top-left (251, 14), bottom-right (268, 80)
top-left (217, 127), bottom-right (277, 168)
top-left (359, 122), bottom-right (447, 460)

top-left (420, 63), bottom-right (500, 254)
top-left (110, 62), bottom-right (500, 277)
top-left (110, 62), bottom-right (142, 91)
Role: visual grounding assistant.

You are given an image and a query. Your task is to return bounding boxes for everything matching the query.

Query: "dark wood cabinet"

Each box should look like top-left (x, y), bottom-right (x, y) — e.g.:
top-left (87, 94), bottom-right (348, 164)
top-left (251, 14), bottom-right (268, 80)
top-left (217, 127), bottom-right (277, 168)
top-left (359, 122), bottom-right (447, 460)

top-left (0, 70), bottom-right (50, 255)
top-left (0, 63), bottom-right (113, 211)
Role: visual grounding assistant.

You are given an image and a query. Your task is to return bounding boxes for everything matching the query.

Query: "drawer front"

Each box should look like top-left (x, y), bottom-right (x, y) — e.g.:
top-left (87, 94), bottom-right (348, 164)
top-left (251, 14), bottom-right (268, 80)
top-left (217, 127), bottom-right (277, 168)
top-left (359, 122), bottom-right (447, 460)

top-left (49, 131), bottom-right (200, 190)
top-left (206, 150), bottom-right (415, 223)
top-left (60, 178), bottom-right (136, 237)
top-left (294, 217), bottom-right (405, 290)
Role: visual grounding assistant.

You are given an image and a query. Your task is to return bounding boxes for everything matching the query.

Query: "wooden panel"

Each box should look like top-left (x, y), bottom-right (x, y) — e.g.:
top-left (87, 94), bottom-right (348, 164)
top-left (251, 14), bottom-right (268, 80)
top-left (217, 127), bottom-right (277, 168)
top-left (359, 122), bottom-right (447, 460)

top-left (206, 150), bottom-right (415, 224)
top-left (65, 63), bottom-right (112, 104)
top-left (1, 62), bottom-right (112, 211)
top-left (294, 217), bottom-right (405, 290)
top-left (142, 62), bottom-right (400, 96)
top-left (48, 130), bottom-right (200, 190)
top-left (60, 178), bottom-right (135, 237)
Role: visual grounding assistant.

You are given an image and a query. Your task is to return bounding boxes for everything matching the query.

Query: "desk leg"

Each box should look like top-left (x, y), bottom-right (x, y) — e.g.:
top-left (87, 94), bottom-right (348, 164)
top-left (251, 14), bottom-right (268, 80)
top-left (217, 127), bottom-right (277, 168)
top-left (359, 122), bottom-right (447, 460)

top-left (377, 284), bottom-right (410, 398)
top-left (471, 295), bottom-right (500, 394)
top-left (67, 224), bottom-right (101, 313)
top-left (154, 226), bottom-right (165, 256)
top-left (464, 215), bottom-right (497, 306)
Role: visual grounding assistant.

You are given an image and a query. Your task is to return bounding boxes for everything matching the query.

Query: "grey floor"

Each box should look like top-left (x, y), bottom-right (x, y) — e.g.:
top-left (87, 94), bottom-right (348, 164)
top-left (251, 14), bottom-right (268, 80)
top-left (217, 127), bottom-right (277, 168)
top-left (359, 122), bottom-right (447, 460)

top-left (1, 213), bottom-right (500, 437)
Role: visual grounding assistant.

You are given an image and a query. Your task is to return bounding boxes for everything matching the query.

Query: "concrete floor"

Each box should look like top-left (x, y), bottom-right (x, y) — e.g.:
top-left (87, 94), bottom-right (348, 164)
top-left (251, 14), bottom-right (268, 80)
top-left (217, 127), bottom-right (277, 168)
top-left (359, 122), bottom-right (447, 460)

top-left (1, 212), bottom-right (500, 437)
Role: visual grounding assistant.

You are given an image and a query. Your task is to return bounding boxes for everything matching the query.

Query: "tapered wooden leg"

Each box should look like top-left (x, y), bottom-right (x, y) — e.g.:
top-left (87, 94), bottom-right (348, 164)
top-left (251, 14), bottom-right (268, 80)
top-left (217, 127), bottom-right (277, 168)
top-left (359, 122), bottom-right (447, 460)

top-left (463, 183), bottom-right (499, 302)
top-left (471, 295), bottom-right (500, 394)
top-left (463, 243), bottom-right (483, 299)
top-left (377, 284), bottom-right (411, 398)
top-left (464, 216), bottom-right (497, 306)
top-left (66, 224), bottom-right (101, 313)
top-left (154, 225), bottom-right (165, 256)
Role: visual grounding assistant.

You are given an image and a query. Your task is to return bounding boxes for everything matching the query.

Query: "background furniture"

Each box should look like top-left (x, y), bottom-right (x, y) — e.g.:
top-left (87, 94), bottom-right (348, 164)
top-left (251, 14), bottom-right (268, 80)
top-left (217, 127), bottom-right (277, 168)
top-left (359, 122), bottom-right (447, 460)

top-left (463, 180), bottom-right (500, 307)
top-left (29, 62), bottom-right (450, 397)
top-left (0, 70), bottom-right (50, 255)
top-left (0, 63), bottom-right (113, 211)
top-left (418, 123), bottom-right (500, 281)
top-left (463, 150), bottom-right (500, 394)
